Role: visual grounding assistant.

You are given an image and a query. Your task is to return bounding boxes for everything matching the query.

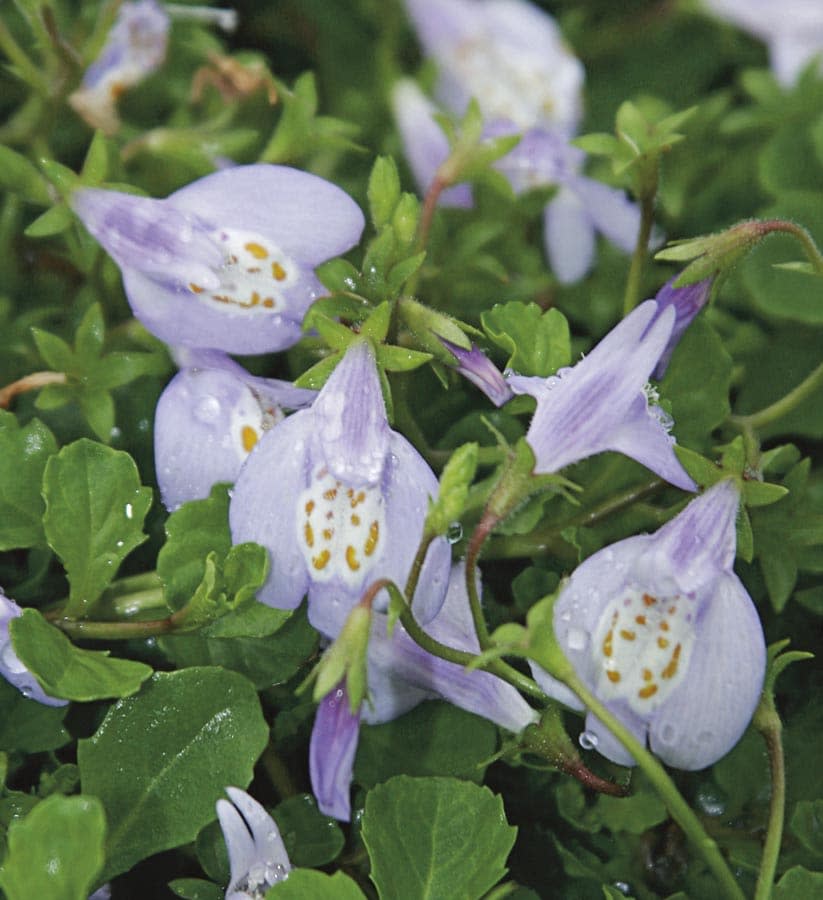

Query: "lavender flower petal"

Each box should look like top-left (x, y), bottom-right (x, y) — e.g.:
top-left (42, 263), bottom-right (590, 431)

top-left (309, 683), bottom-right (362, 820)
top-left (543, 187), bottom-right (596, 285)
top-left (440, 339), bottom-right (514, 407)
top-left (652, 276), bottom-right (713, 378)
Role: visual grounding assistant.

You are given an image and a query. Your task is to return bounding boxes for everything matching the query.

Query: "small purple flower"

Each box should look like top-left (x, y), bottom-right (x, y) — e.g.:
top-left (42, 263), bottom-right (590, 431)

top-left (703, 0), bottom-right (823, 87)
top-left (309, 681), bottom-right (362, 821)
top-left (532, 479), bottom-right (766, 770)
top-left (439, 338), bottom-right (514, 407)
top-left (229, 340), bottom-right (451, 637)
top-left (216, 787), bottom-right (291, 899)
top-left (506, 301), bottom-right (697, 491)
top-left (309, 564), bottom-right (538, 820)
top-left (1, 592), bottom-right (67, 707)
top-left (155, 349), bottom-right (316, 511)
top-left (651, 276), bottom-right (713, 378)
top-left (395, 1), bottom-right (643, 282)
top-left (69, 0), bottom-right (170, 135)
top-left (71, 165), bottom-right (365, 355)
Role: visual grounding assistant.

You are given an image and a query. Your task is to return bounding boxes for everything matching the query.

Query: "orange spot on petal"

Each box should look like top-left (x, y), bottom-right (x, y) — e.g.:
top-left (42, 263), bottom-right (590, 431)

top-left (638, 684), bottom-right (658, 699)
top-left (245, 241), bottom-right (268, 259)
top-left (272, 261), bottom-right (287, 281)
top-left (345, 545), bottom-right (360, 571)
top-left (643, 593), bottom-right (657, 607)
top-left (312, 549), bottom-right (330, 570)
top-left (304, 523), bottom-right (314, 549)
top-left (364, 521), bottom-right (379, 557)
top-left (241, 425), bottom-right (258, 453)
top-left (606, 670), bottom-right (621, 683)
top-left (619, 629), bottom-right (636, 641)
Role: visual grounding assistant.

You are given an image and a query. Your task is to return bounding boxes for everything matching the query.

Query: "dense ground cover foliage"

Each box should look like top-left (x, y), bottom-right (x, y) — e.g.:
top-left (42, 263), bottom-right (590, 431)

top-left (1, 1), bottom-right (823, 897)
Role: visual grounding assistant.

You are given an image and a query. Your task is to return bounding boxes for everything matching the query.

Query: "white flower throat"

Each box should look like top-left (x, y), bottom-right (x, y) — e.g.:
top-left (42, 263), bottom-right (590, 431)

top-left (188, 228), bottom-right (296, 315)
top-left (297, 468), bottom-right (384, 587)
top-left (592, 587), bottom-right (695, 714)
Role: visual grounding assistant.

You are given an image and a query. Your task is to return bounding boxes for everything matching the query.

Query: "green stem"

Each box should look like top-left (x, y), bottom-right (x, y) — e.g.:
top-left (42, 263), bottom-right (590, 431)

top-left (730, 360), bottom-right (823, 432)
top-left (464, 510), bottom-right (496, 648)
top-left (753, 697), bottom-right (786, 900)
top-left (0, 17), bottom-right (50, 94)
top-left (405, 174), bottom-right (447, 297)
top-left (51, 611), bottom-right (182, 640)
top-left (767, 219), bottom-right (823, 276)
top-left (623, 174), bottom-right (658, 316)
top-left (562, 668), bottom-right (745, 900)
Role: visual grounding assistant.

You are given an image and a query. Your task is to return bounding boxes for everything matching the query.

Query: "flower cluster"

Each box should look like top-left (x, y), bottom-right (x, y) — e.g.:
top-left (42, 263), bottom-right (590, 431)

top-left (394, 0), bottom-right (643, 282)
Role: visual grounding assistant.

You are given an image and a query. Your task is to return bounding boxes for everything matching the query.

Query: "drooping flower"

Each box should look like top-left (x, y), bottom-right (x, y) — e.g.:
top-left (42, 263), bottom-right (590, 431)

top-left (69, 0), bottom-right (170, 135)
top-left (1, 592), bottom-right (67, 707)
top-left (154, 348), bottom-right (315, 510)
top-left (216, 787), bottom-right (291, 900)
top-left (651, 276), bottom-right (713, 378)
top-left (310, 564), bottom-right (538, 819)
top-left (71, 165), bottom-right (365, 355)
top-left (394, 0), bottom-right (643, 282)
top-left (531, 479), bottom-right (766, 770)
top-left (439, 338), bottom-right (514, 407)
top-left (229, 340), bottom-right (451, 637)
top-left (506, 300), bottom-right (697, 491)
top-left (702, 0), bottom-right (823, 87)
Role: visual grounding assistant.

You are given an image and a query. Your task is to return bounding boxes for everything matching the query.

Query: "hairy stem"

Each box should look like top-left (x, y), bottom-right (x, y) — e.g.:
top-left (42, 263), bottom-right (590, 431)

top-left (0, 371), bottom-right (66, 408)
top-left (623, 174), bottom-right (658, 316)
top-left (753, 697), bottom-right (786, 900)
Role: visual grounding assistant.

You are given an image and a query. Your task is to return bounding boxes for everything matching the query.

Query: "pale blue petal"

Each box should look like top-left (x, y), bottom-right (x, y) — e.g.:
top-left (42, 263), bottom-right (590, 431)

top-left (652, 276), bottom-right (713, 378)
top-left (229, 413), bottom-right (314, 610)
top-left (572, 177), bottom-right (642, 254)
top-left (544, 187), bottom-right (596, 284)
top-left (313, 342), bottom-right (390, 486)
top-left (440, 339), bottom-right (513, 407)
top-left (403, 0), bottom-right (479, 55)
top-left (310, 684), bottom-right (361, 820)
top-left (649, 574), bottom-right (765, 769)
top-left (583, 704), bottom-right (646, 767)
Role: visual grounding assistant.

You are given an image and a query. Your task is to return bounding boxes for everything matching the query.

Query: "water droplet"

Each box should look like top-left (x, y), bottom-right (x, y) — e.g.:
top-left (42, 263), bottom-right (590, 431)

top-left (124, 503), bottom-right (133, 519)
top-left (194, 395), bottom-right (221, 424)
top-left (116, 540), bottom-right (124, 548)
top-left (579, 730), bottom-right (599, 750)
top-left (660, 723), bottom-right (676, 744)
top-left (566, 627), bottom-right (587, 651)
top-left (446, 522), bottom-right (463, 544)
top-left (558, 610), bottom-right (572, 623)
top-left (613, 882), bottom-right (633, 897)
top-left (696, 785), bottom-right (727, 817)
top-left (110, 426), bottom-right (122, 440)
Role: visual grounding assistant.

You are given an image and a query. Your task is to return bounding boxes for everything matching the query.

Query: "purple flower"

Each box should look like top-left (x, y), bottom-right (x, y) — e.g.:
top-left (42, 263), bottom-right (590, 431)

top-left (506, 301), bottom-right (697, 491)
top-left (310, 564), bottom-right (538, 820)
top-left (439, 338), bottom-right (514, 407)
top-left (395, 1), bottom-right (643, 282)
top-left (651, 276), bottom-right (713, 378)
top-left (216, 787), bottom-right (291, 899)
top-left (229, 340), bottom-right (451, 637)
top-left (532, 479), bottom-right (766, 769)
top-left (69, 0), bottom-right (170, 135)
top-left (703, 0), bottom-right (823, 87)
top-left (71, 165), bottom-right (365, 355)
top-left (1, 592), bottom-right (67, 707)
top-left (155, 349), bottom-right (316, 511)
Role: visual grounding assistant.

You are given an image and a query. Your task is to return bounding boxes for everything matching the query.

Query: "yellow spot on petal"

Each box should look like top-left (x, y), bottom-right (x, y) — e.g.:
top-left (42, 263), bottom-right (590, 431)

top-left (262, 298), bottom-right (275, 308)
top-left (241, 425), bottom-right (258, 453)
top-left (606, 670), bottom-right (621, 684)
top-left (635, 614), bottom-right (647, 625)
top-left (189, 283), bottom-right (204, 293)
top-left (642, 668), bottom-right (653, 682)
top-left (245, 241), bottom-right (268, 259)
top-left (272, 261), bottom-right (287, 281)
top-left (619, 629), bottom-right (636, 641)
top-left (657, 636), bottom-right (669, 649)
top-left (312, 549), bottom-right (330, 570)
top-left (351, 514), bottom-right (361, 526)
top-left (323, 487), bottom-right (338, 501)
top-left (660, 621), bottom-right (670, 632)
top-left (305, 500), bottom-right (315, 515)
top-left (661, 644), bottom-right (682, 680)
top-left (250, 291), bottom-right (261, 306)
top-left (322, 528), bottom-right (334, 541)
top-left (643, 593), bottom-right (657, 607)
top-left (345, 545), bottom-right (360, 571)
top-left (602, 628), bottom-right (613, 659)
top-left (304, 523), bottom-right (315, 548)
top-left (638, 684), bottom-right (658, 699)
top-left (364, 521), bottom-right (379, 557)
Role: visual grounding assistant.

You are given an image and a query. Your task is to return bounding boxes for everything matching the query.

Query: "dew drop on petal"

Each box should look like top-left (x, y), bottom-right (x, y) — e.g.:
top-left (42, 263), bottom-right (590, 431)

top-left (579, 730), bottom-right (599, 750)
top-left (566, 627), bottom-right (588, 651)
top-left (194, 395), bottom-right (221, 424)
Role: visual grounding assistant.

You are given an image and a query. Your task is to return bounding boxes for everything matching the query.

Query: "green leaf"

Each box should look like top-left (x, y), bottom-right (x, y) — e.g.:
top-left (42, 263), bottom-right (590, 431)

top-left (273, 794), bottom-right (345, 867)
top-left (661, 319), bottom-right (733, 448)
top-left (267, 869), bottom-right (366, 899)
top-left (0, 412), bottom-right (57, 549)
top-left (42, 440), bottom-right (153, 614)
top-left (0, 146), bottom-right (52, 205)
top-left (774, 866), bottom-right (823, 898)
top-left (78, 387), bottom-right (115, 442)
top-left (0, 794), bottom-right (105, 900)
top-left (159, 606), bottom-right (318, 690)
top-left (368, 156), bottom-right (402, 230)
top-left (157, 484), bottom-right (232, 612)
top-left (24, 203), bottom-right (73, 237)
top-left (315, 258), bottom-right (362, 294)
top-left (78, 667), bottom-right (269, 881)
top-left (74, 304), bottom-right (105, 361)
top-left (11, 609), bottom-right (152, 701)
top-left (481, 302), bottom-right (570, 377)
top-left (790, 799), bottom-right (823, 857)
top-left (362, 776), bottom-right (516, 900)
top-left (0, 678), bottom-right (69, 752)
top-left (355, 701), bottom-right (499, 789)
top-left (32, 327), bottom-right (74, 371)
top-left (375, 344), bottom-right (433, 372)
